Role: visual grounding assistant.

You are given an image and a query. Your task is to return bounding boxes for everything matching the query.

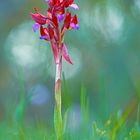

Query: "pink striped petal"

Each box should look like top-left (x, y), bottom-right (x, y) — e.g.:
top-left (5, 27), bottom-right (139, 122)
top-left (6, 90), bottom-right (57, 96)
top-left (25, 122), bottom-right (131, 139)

top-left (62, 44), bottom-right (73, 64)
top-left (69, 4), bottom-right (79, 10)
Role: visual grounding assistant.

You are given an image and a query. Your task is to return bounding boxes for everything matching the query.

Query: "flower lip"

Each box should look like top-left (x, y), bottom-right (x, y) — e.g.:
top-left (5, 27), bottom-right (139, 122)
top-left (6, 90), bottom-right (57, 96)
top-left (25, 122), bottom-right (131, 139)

top-left (40, 35), bottom-right (49, 39)
top-left (70, 23), bottom-right (79, 30)
top-left (57, 14), bottom-right (65, 22)
top-left (33, 23), bottom-right (40, 32)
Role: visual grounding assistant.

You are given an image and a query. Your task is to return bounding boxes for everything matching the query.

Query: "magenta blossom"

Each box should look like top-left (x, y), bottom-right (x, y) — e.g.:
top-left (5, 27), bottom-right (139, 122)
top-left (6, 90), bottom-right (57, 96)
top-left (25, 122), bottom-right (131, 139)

top-left (31, 0), bottom-right (79, 64)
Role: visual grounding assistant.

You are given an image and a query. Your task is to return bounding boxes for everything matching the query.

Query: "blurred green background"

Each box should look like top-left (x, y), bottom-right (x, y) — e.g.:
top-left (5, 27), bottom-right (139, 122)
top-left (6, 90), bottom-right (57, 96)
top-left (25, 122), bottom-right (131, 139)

top-left (0, 0), bottom-right (140, 139)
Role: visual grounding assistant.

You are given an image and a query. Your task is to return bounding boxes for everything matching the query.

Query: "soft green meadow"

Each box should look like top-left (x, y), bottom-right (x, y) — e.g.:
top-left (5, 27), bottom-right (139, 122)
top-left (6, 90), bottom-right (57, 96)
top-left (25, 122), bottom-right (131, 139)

top-left (0, 91), bottom-right (140, 140)
top-left (1, 83), bottom-right (140, 140)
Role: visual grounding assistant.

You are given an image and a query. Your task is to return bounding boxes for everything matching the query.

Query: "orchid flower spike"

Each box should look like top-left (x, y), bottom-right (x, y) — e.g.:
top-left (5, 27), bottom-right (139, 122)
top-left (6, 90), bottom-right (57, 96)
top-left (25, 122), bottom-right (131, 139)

top-left (30, 0), bottom-right (79, 64)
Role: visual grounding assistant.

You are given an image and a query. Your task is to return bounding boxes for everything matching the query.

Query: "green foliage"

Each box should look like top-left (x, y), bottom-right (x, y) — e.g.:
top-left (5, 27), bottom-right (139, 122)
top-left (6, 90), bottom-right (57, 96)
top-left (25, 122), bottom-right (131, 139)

top-left (6, 84), bottom-right (139, 140)
top-left (1, 108), bottom-right (140, 140)
top-left (54, 106), bottom-right (63, 140)
top-left (80, 83), bottom-right (90, 124)
top-left (15, 66), bottom-right (26, 123)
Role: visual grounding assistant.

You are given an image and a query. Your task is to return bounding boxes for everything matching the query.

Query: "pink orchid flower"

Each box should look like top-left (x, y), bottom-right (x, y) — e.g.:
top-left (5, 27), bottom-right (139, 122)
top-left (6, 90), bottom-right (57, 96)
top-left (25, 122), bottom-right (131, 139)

top-left (30, 0), bottom-right (79, 64)
top-left (30, 1), bottom-right (79, 138)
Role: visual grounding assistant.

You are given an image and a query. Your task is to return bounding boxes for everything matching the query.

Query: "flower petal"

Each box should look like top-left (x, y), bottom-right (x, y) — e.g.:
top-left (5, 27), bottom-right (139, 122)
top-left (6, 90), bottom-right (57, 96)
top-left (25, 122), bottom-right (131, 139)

top-left (57, 14), bottom-right (65, 22)
top-left (40, 26), bottom-right (49, 40)
top-left (40, 36), bottom-right (49, 39)
top-left (62, 44), bottom-right (73, 64)
top-left (70, 23), bottom-right (79, 30)
top-left (31, 8), bottom-right (46, 25)
top-left (69, 4), bottom-right (79, 10)
top-left (63, 10), bottom-right (71, 29)
top-left (51, 41), bottom-right (59, 63)
top-left (71, 14), bottom-right (78, 24)
top-left (48, 26), bottom-right (54, 39)
top-left (31, 13), bottom-right (46, 25)
top-left (33, 23), bottom-right (40, 32)
top-left (52, 14), bottom-right (58, 27)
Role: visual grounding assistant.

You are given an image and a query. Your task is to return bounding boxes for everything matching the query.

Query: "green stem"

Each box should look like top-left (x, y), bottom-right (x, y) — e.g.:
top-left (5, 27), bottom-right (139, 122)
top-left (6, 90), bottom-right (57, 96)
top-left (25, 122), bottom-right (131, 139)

top-left (54, 51), bottom-right (63, 140)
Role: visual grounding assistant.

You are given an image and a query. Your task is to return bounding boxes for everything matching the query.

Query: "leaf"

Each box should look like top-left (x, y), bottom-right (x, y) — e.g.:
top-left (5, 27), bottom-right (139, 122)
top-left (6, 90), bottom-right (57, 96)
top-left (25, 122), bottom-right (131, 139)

top-left (54, 106), bottom-right (63, 140)
top-left (63, 108), bottom-right (70, 133)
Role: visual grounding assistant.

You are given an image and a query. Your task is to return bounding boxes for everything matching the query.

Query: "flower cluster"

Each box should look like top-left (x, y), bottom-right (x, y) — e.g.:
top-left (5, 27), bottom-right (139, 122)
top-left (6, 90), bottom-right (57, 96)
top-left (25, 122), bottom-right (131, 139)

top-left (31, 0), bottom-right (79, 64)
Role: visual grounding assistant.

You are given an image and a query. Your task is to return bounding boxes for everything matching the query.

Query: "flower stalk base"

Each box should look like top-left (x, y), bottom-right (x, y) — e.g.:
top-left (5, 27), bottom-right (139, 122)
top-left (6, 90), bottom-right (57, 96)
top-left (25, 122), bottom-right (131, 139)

top-left (54, 54), bottom-right (63, 140)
